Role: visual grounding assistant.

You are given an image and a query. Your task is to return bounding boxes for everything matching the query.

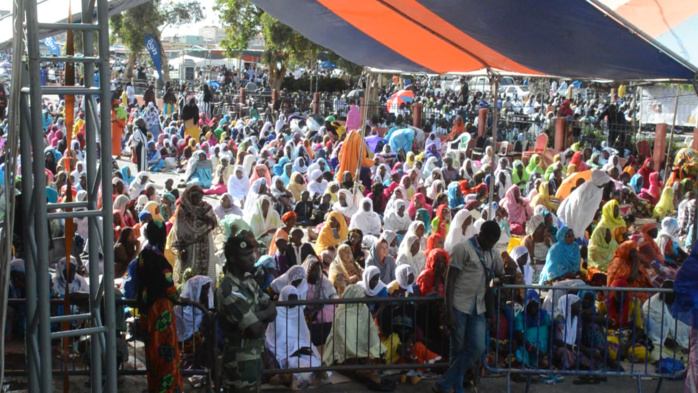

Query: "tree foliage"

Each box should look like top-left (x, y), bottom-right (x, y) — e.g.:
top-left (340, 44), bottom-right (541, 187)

top-left (110, 0), bottom-right (204, 81)
top-left (215, 0), bottom-right (362, 89)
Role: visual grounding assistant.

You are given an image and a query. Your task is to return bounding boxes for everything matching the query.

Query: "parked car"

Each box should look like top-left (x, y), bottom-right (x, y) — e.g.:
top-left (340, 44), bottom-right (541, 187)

top-left (503, 84), bottom-right (530, 99)
top-left (468, 76), bottom-right (516, 93)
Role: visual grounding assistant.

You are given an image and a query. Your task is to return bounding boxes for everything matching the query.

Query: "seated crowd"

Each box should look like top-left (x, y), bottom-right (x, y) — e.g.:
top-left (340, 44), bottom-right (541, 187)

top-left (5, 82), bottom-right (698, 392)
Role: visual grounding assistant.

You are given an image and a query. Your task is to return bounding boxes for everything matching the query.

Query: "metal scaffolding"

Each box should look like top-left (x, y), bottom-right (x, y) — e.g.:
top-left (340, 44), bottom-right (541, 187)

top-left (15, 0), bottom-right (117, 391)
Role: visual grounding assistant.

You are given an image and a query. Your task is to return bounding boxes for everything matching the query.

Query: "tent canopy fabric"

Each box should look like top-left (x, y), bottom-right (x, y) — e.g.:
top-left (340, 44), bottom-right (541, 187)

top-left (600, 0), bottom-right (698, 69)
top-left (251, 0), bottom-right (697, 80)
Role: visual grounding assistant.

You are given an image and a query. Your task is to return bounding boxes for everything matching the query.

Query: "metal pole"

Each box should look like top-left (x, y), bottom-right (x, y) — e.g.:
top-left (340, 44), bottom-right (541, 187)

top-left (80, 0), bottom-right (105, 390)
top-left (487, 75), bottom-right (500, 216)
top-left (98, 0), bottom-right (118, 390)
top-left (692, 82), bottom-right (698, 248)
top-left (353, 71), bottom-right (371, 193)
top-left (2, 0), bottom-right (25, 387)
top-left (663, 85), bottom-right (680, 179)
top-left (20, 93), bottom-right (39, 393)
top-left (25, 0), bottom-right (53, 389)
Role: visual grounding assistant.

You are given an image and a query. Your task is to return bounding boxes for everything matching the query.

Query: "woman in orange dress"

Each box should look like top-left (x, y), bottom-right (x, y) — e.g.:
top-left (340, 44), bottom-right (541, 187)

top-left (606, 240), bottom-right (653, 302)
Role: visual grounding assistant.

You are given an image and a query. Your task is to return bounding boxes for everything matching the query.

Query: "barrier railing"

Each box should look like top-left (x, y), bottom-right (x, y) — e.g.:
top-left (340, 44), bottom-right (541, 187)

top-left (5, 297), bottom-right (213, 390)
top-left (485, 284), bottom-right (685, 393)
top-left (212, 295), bottom-right (450, 376)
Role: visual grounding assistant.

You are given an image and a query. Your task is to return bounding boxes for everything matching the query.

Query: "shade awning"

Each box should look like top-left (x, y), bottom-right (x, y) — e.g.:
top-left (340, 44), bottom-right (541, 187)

top-left (250, 0), bottom-right (697, 80)
top-left (600, 0), bottom-right (698, 70)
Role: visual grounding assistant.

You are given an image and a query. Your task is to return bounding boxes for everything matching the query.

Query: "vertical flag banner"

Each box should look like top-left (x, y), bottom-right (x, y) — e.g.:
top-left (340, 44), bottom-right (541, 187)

top-left (144, 34), bottom-right (163, 81)
top-left (43, 37), bottom-right (61, 55)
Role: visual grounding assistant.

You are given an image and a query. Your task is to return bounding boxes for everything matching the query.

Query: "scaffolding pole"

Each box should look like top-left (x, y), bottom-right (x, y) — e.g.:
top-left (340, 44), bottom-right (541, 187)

top-left (18, 1), bottom-right (117, 391)
top-left (486, 73), bottom-right (500, 217)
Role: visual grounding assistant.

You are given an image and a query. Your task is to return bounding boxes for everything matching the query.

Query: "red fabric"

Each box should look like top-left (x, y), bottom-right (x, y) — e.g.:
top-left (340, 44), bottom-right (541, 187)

top-left (407, 192), bottom-right (432, 219)
top-left (417, 248), bottom-right (450, 296)
top-left (459, 179), bottom-right (473, 196)
top-left (427, 233), bottom-right (444, 253)
top-left (637, 158), bottom-right (653, 191)
top-left (644, 172), bottom-right (662, 203)
top-left (608, 277), bottom-right (630, 329)
top-left (434, 204), bottom-right (449, 239)
top-left (570, 151), bottom-right (589, 171)
top-left (557, 99), bottom-right (574, 117)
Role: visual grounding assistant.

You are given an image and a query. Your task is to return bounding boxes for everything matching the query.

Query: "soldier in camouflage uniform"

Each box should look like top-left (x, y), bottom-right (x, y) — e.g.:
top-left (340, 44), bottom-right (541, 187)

top-left (216, 233), bottom-right (277, 393)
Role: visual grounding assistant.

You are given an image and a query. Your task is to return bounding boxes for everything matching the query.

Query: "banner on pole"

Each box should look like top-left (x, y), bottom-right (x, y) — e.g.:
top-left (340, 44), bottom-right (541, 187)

top-left (144, 34), bottom-right (163, 82)
top-left (43, 37), bottom-right (61, 56)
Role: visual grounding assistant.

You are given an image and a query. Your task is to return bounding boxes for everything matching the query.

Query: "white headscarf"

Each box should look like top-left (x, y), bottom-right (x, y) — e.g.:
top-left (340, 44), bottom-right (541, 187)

top-left (406, 221), bottom-right (427, 251)
top-left (249, 195), bottom-right (283, 239)
top-left (392, 264), bottom-right (415, 293)
top-left (422, 157), bottom-right (439, 180)
top-left (270, 265), bottom-right (308, 299)
top-left (213, 193), bottom-right (242, 220)
top-left (384, 200), bottom-right (412, 233)
top-left (357, 265), bottom-right (387, 297)
top-left (175, 275), bottom-right (214, 341)
top-left (333, 189), bottom-right (358, 217)
top-left (510, 245), bottom-right (533, 285)
top-left (275, 113), bottom-right (286, 133)
top-left (227, 165), bottom-right (250, 201)
top-left (113, 194), bottom-right (131, 216)
top-left (427, 179), bottom-right (444, 200)
top-left (657, 217), bottom-right (680, 256)
top-left (265, 285), bottom-right (320, 366)
top-left (462, 159), bottom-right (475, 180)
top-left (242, 153), bottom-right (257, 178)
top-left (374, 163), bottom-right (392, 185)
top-left (293, 157), bottom-right (308, 174)
top-left (557, 294), bottom-right (580, 346)
top-left (444, 209), bottom-right (476, 254)
top-left (307, 169), bottom-right (328, 198)
top-left (129, 171), bottom-right (150, 199)
top-left (557, 169), bottom-right (610, 238)
top-left (396, 234), bottom-right (426, 275)
top-left (75, 190), bottom-right (89, 240)
top-left (384, 186), bottom-right (407, 217)
top-left (349, 197), bottom-right (382, 236)
top-left (261, 121), bottom-right (273, 136)
top-left (243, 178), bottom-right (267, 220)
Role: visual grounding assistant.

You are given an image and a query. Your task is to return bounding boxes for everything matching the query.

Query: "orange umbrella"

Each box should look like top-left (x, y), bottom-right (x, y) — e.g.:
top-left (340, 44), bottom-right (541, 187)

top-left (555, 170), bottom-right (592, 200)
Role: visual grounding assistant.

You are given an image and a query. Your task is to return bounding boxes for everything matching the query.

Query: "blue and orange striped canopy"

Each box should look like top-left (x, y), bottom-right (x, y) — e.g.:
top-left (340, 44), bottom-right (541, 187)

top-left (600, 0), bottom-right (698, 70)
top-left (251, 0), bottom-right (697, 80)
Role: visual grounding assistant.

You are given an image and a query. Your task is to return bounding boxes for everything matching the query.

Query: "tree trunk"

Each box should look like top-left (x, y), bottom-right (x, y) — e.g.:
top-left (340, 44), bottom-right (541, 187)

top-left (269, 66), bottom-right (286, 91)
top-left (126, 52), bottom-right (137, 80)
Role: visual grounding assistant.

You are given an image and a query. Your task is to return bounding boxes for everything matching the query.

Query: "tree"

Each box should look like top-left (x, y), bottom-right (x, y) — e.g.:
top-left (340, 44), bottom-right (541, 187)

top-left (215, 0), bottom-right (362, 90)
top-left (110, 0), bottom-right (204, 82)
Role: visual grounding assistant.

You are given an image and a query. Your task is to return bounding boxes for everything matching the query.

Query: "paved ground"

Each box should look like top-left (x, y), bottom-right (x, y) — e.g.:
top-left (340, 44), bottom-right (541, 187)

top-left (1, 371), bottom-right (684, 393)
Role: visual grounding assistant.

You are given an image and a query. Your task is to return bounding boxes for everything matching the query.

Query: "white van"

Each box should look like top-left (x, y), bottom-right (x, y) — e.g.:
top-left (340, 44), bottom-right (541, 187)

top-left (468, 76), bottom-right (516, 93)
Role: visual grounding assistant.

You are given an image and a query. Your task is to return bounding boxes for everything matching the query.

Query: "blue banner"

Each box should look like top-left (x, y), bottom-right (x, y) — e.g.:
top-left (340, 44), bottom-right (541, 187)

top-left (43, 37), bottom-right (61, 56)
top-left (144, 34), bottom-right (163, 81)
top-left (321, 61), bottom-right (337, 69)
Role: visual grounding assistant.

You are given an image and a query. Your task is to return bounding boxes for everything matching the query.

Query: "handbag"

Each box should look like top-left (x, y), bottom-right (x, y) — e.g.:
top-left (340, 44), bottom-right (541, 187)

top-left (470, 238), bottom-right (496, 319)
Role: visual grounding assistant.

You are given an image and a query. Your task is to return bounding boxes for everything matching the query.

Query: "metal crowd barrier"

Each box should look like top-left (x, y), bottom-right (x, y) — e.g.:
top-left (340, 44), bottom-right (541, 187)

top-left (210, 295), bottom-right (450, 376)
top-left (485, 284), bottom-right (684, 393)
top-left (5, 297), bottom-right (214, 390)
